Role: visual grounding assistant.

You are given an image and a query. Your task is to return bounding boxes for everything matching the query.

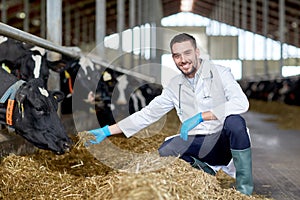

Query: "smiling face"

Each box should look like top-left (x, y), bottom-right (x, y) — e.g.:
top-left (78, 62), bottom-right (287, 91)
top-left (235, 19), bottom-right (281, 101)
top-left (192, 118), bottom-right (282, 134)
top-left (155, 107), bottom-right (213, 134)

top-left (171, 40), bottom-right (201, 78)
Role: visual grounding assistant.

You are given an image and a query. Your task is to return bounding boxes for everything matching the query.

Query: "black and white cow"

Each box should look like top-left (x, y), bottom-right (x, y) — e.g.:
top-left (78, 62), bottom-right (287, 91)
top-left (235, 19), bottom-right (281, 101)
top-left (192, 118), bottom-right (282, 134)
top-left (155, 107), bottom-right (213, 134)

top-left (0, 67), bottom-right (72, 154)
top-left (60, 59), bottom-right (162, 127)
top-left (0, 36), bottom-right (66, 88)
top-left (94, 68), bottom-right (163, 126)
top-left (60, 55), bottom-right (100, 114)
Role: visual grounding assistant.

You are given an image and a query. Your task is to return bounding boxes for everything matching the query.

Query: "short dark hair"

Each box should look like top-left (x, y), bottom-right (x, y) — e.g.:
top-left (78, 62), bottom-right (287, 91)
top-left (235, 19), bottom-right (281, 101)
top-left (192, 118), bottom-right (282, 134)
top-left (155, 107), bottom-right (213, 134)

top-left (170, 33), bottom-right (197, 50)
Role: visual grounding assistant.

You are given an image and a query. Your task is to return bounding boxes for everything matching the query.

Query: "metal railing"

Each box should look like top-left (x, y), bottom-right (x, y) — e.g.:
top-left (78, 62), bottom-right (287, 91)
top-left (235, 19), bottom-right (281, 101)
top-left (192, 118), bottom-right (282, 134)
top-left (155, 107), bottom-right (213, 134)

top-left (0, 22), bottom-right (156, 83)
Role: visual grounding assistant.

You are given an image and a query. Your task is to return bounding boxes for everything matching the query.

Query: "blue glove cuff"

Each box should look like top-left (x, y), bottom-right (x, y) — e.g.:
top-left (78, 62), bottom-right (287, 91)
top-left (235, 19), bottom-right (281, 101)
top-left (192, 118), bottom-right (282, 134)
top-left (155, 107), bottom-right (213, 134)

top-left (199, 112), bottom-right (203, 123)
top-left (102, 125), bottom-right (112, 137)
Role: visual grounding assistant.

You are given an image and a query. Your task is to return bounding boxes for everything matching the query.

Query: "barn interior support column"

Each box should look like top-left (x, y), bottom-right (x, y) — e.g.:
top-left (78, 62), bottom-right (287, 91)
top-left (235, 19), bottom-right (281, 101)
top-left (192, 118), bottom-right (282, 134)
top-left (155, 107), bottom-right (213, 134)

top-left (138, 0), bottom-right (142, 66)
top-left (64, 3), bottom-right (71, 46)
top-left (151, 0), bottom-right (163, 84)
top-left (82, 16), bottom-right (88, 45)
top-left (279, 0), bottom-right (285, 77)
top-left (46, 0), bottom-right (62, 93)
top-left (96, 0), bottom-right (106, 56)
top-left (23, 0), bottom-right (29, 32)
top-left (241, 0), bottom-right (247, 77)
top-left (74, 11), bottom-right (80, 46)
top-left (251, 0), bottom-right (257, 77)
top-left (40, 0), bottom-right (46, 38)
top-left (117, 0), bottom-right (125, 67)
top-left (263, 0), bottom-right (269, 76)
top-left (1, 0), bottom-right (7, 23)
top-left (234, 0), bottom-right (239, 28)
top-left (129, 0), bottom-right (135, 68)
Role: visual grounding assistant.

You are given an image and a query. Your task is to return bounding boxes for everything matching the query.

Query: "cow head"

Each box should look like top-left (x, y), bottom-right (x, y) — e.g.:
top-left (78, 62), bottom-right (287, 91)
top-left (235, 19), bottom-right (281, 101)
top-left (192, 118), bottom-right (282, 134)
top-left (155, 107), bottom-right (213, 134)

top-left (12, 78), bottom-right (72, 154)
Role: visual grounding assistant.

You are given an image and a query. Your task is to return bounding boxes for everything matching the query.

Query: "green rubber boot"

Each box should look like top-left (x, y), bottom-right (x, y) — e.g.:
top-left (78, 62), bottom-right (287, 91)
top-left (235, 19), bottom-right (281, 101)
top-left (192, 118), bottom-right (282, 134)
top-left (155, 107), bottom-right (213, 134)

top-left (231, 148), bottom-right (254, 195)
top-left (190, 156), bottom-right (216, 176)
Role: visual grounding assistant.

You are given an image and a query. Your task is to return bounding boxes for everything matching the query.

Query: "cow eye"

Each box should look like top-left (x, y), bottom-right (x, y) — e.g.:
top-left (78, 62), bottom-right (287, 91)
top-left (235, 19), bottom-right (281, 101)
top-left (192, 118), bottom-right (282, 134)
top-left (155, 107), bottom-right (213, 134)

top-left (35, 107), bottom-right (45, 115)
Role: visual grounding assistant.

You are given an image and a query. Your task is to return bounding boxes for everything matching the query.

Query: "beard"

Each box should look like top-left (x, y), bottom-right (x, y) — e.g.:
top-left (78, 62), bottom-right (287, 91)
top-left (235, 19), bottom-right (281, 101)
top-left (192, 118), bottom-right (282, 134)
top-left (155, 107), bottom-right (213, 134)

top-left (177, 55), bottom-right (199, 77)
top-left (179, 65), bottom-right (197, 76)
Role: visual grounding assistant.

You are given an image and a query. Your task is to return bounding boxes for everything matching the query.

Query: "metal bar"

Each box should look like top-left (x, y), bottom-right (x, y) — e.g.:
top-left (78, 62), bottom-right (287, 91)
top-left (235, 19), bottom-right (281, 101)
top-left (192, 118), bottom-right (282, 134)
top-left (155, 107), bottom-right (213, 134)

top-left (0, 22), bottom-right (156, 83)
top-left (0, 22), bottom-right (80, 58)
top-left (88, 53), bottom-right (156, 83)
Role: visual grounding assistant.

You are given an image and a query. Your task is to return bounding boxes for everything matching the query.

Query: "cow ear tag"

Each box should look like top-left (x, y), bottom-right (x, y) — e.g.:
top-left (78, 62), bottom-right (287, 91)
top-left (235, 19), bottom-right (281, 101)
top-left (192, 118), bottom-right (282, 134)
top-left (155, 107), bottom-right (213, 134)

top-left (103, 71), bottom-right (112, 81)
top-left (6, 99), bottom-right (14, 125)
top-left (2, 63), bottom-right (11, 73)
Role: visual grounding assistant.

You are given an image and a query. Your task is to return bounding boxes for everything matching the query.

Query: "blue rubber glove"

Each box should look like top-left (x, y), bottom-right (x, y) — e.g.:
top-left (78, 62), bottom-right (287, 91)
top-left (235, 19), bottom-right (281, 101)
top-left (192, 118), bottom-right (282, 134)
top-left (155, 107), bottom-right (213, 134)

top-left (180, 112), bottom-right (203, 141)
top-left (87, 125), bottom-right (111, 145)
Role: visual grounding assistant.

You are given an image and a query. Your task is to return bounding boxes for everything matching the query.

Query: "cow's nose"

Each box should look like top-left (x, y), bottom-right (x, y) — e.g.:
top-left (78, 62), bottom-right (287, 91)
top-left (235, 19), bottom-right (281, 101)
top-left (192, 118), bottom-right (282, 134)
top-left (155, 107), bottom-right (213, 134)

top-left (62, 142), bottom-right (72, 152)
top-left (56, 140), bottom-right (72, 154)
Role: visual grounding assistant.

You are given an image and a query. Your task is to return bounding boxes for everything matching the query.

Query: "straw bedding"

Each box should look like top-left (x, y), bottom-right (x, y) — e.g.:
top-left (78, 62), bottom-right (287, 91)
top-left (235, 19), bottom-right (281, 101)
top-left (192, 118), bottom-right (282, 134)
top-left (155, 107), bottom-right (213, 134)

top-left (0, 102), bottom-right (279, 200)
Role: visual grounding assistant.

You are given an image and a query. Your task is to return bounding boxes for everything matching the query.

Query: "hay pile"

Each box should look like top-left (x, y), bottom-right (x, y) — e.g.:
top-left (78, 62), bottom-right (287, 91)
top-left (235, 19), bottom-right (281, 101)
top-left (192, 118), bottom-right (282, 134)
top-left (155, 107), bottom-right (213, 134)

top-left (0, 109), bottom-right (273, 200)
top-left (0, 149), bottom-right (268, 200)
top-left (249, 99), bottom-right (300, 130)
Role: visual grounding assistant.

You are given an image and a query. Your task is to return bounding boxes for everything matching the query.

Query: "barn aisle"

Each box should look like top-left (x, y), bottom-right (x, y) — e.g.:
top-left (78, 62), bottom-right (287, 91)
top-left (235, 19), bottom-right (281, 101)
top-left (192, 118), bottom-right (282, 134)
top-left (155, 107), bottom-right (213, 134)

top-left (243, 111), bottom-right (300, 200)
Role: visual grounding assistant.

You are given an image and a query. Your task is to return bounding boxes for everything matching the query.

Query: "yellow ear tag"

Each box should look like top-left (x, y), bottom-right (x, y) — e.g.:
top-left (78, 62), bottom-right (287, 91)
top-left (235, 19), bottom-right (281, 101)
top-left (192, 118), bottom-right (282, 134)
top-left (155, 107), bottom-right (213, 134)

top-left (64, 71), bottom-right (71, 79)
top-left (103, 71), bottom-right (112, 81)
top-left (2, 63), bottom-right (11, 73)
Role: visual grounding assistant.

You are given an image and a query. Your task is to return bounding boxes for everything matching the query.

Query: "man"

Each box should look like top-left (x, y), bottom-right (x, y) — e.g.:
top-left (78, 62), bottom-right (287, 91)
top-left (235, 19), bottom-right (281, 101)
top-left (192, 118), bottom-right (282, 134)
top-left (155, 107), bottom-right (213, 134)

top-left (87, 33), bottom-right (253, 195)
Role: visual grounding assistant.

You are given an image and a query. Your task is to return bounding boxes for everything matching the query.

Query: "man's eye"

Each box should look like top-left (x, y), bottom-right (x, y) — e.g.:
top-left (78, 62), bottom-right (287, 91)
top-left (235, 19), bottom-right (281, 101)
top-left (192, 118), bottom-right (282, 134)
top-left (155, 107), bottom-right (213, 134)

top-left (184, 51), bottom-right (192, 56)
top-left (173, 54), bottom-right (181, 59)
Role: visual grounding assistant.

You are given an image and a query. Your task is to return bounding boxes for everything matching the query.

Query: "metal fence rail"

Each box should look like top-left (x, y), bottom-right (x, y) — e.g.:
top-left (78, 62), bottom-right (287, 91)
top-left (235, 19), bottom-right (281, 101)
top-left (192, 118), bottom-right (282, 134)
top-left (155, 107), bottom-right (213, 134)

top-left (0, 22), bottom-right (155, 83)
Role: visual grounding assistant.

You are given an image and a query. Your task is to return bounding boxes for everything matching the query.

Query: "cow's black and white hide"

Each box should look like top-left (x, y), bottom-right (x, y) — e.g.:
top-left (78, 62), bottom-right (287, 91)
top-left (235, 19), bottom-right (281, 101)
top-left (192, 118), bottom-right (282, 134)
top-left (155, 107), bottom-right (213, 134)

top-left (94, 69), bottom-right (162, 126)
top-left (0, 36), bottom-right (67, 88)
top-left (60, 56), bottom-right (100, 114)
top-left (284, 77), bottom-right (300, 106)
top-left (0, 67), bottom-right (72, 154)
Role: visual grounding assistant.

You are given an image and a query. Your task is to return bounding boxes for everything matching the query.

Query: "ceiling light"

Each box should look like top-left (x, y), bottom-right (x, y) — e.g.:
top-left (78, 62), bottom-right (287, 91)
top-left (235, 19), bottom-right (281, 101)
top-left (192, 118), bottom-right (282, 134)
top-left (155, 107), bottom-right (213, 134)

top-left (16, 12), bottom-right (26, 19)
top-left (180, 0), bottom-right (193, 12)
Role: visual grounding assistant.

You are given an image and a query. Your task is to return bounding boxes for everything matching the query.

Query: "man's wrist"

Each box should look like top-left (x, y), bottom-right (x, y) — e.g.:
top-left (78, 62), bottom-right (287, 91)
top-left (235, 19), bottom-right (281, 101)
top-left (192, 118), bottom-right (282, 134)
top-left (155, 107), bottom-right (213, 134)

top-left (102, 125), bottom-right (112, 136)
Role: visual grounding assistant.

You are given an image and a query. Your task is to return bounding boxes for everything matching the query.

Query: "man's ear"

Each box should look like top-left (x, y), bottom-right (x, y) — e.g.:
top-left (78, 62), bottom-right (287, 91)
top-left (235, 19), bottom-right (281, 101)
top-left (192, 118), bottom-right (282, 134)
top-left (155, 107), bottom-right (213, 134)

top-left (51, 91), bottom-right (65, 103)
top-left (196, 48), bottom-right (200, 57)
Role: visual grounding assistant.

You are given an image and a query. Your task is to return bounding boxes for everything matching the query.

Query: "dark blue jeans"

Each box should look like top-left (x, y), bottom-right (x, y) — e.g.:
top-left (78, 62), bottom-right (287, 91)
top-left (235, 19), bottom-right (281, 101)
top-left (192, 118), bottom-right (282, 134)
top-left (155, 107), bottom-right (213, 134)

top-left (158, 114), bottom-right (251, 166)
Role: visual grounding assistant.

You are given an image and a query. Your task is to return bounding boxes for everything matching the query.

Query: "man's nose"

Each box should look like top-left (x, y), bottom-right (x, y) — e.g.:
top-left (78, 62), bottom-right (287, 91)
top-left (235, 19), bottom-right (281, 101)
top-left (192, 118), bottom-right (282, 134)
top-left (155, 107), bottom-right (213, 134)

top-left (180, 54), bottom-right (187, 62)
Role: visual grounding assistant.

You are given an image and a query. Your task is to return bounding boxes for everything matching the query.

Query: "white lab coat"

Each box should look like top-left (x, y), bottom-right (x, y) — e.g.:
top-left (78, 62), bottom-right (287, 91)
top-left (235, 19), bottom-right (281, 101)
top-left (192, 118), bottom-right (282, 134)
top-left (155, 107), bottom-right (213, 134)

top-left (118, 59), bottom-right (249, 138)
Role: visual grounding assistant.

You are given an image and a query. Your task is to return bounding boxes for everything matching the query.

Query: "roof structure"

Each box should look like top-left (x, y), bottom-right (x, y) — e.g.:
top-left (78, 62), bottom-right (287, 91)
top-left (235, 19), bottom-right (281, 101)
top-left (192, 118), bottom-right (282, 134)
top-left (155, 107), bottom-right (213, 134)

top-left (1, 0), bottom-right (300, 48)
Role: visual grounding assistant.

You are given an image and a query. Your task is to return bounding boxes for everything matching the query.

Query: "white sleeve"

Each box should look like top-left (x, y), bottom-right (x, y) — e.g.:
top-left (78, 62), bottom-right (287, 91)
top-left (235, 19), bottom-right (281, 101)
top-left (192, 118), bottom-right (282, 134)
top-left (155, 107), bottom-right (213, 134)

top-left (211, 66), bottom-right (249, 123)
top-left (117, 88), bottom-right (175, 138)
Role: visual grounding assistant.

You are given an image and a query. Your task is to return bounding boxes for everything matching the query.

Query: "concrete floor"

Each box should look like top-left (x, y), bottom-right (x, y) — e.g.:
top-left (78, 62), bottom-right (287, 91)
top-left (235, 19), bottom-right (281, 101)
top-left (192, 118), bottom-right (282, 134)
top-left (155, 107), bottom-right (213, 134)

top-left (243, 111), bottom-right (300, 200)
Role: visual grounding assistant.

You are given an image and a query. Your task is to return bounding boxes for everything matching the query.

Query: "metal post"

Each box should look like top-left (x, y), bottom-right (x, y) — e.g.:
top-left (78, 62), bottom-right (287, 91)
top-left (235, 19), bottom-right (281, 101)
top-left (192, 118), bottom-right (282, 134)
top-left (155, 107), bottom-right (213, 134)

top-left (130, 0), bottom-right (135, 68)
top-left (117, 0), bottom-right (124, 67)
top-left (40, 0), bottom-right (46, 38)
top-left (1, 0), bottom-right (7, 23)
top-left (64, 3), bottom-right (71, 46)
top-left (263, 0), bottom-right (269, 76)
top-left (46, 0), bottom-right (62, 94)
top-left (96, 0), bottom-right (106, 55)
top-left (234, 0), bottom-right (239, 28)
top-left (279, 0), bottom-right (285, 77)
top-left (23, 0), bottom-right (29, 32)
top-left (251, 0), bottom-right (256, 76)
top-left (138, 0), bottom-right (142, 66)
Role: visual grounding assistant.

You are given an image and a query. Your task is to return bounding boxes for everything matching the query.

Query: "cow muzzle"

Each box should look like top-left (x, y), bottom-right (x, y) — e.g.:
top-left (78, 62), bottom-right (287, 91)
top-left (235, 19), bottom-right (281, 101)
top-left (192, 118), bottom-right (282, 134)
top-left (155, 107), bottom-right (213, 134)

top-left (55, 138), bottom-right (73, 155)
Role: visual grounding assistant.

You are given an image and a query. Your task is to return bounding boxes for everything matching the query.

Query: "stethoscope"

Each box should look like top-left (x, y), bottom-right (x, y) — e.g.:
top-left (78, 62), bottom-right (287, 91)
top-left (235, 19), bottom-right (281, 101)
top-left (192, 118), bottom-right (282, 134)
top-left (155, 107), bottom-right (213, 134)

top-left (177, 70), bottom-right (213, 116)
